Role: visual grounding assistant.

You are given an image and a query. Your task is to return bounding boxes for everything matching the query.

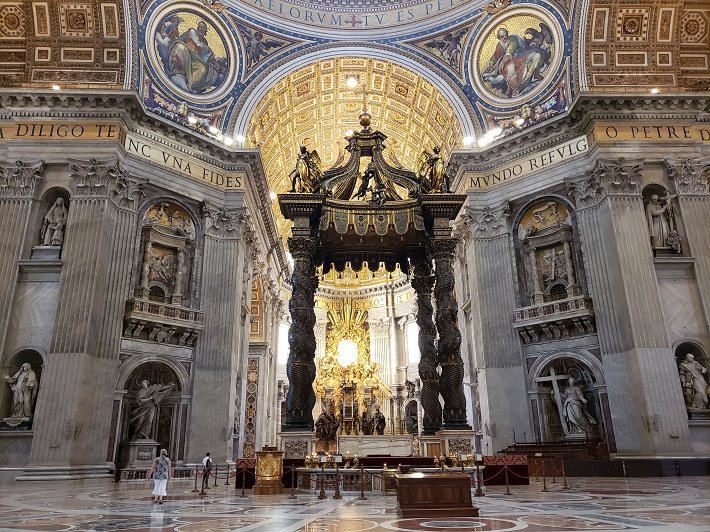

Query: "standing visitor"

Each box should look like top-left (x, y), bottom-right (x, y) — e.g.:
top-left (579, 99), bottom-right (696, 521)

top-left (202, 451), bottom-right (212, 490)
top-left (149, 449), bottom-right (172, 504)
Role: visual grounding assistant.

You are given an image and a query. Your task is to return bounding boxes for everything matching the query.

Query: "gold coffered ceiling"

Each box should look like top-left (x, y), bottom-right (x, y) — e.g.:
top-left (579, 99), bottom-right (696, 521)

top-left (246, 57), bottom-right (464, 240)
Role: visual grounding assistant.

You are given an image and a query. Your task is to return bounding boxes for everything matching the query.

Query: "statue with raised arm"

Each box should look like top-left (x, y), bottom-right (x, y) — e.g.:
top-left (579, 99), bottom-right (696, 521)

top-left (40, 197), bottom-right (68, 246)
top-left (646, 194), bottom-right (677, 250)
top-left (129, 380), bottom-right (175, 439)
top-left (679, 353), bottom-right (709, 410)
top-left (415, 146), bottom-right (448, 193)
top-left (4, 363), bottom-right (38, 422)
top-left (289, 145), bottom-right (322, 193)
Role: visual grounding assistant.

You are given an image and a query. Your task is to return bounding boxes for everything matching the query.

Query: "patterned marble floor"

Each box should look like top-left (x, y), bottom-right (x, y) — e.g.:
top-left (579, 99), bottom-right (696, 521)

top-left (0, 475), bottom-right (708, 531)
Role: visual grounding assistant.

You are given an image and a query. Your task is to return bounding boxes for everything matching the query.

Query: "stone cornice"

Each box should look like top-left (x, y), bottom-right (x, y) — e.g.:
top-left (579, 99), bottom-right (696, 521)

top-left (0, 90), bottom-right (288, 276)
top-left (449, 95), bottom-right (708, 192)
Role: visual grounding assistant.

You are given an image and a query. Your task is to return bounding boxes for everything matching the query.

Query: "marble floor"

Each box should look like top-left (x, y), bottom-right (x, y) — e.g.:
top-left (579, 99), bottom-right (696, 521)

top-left (0, 476), bottom-right (708, 531)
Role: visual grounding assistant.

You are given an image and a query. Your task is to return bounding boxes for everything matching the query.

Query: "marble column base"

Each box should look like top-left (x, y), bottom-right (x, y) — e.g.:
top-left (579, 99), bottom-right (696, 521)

top-left (437, 429), bottom-right (475, 457)
top-left (279, 431), bottom-right (314, 459)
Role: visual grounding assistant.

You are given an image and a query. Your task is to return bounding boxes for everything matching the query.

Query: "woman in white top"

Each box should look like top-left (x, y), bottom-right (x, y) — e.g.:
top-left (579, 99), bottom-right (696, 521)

top-left (149, 448), bottom-right (172, 504)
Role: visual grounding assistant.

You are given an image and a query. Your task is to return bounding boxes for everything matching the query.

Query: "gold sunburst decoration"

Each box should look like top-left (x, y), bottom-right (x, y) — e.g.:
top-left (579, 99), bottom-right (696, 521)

top-left (314, 297), bottom-right (389, 414)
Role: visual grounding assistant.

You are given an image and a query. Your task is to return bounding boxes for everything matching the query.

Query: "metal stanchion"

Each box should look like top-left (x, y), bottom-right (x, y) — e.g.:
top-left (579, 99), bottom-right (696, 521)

top-left (213, 464), bottom-right (218, 487)
top-left (289, 466), bottom-right (297, 500)
top-left (541, 460), bottom-right (548, 492)
top-left (551, 459), bottom-right (556, 484)
top-left (239, 466), bottom-right (247, 498)
top-left (562, 461), bottom-right (570, 490)
top-left (474, 461), bottom-right (484, 497)
top-left (333, 463), bottom-right (342, 500)
top-left (191, 465), bottom-right (199, 493)
top-left (357, 464), bottom-right (367, 501)
top-left (225, 464), bottom-right (230, 486)
top-left (318, 462), bottom-right (326, 500)
top-left (504, 464), bottom-right (512, 496)
top-left (200, 467), bottom-right (206, 497)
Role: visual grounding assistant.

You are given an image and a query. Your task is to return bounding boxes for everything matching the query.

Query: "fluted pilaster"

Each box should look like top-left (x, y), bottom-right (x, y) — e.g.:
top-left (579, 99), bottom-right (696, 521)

top-left (0, 161), bottom-right (43, 354)
top-left (188, 202), bottom-right (247, 461)
top-left (567, 158), bottom-right (690, 455)
top-left (30, 158), bottom-right (143, 467)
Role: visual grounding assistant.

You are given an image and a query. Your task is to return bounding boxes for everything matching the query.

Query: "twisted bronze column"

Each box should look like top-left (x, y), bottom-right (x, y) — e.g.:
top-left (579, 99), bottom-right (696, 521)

top-left (411, 259), bottom-right (442, 435)
top-left (429, 238), bottom-right (471, 429)
top-left (283, 237), bottom-right (318, 431)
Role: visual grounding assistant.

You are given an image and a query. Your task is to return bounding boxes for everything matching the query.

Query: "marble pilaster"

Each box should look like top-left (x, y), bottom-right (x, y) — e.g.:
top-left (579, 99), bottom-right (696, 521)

top-left (27, 158), bottom-right (144, 471)
top-left (458, 204), bottom-right (531, 451)
top-left (567, 158), bottom-right (691, 455)
top-left (187, 201), bottom-right (248, 462)
top-left (0, 161), bottom-right (43, 355)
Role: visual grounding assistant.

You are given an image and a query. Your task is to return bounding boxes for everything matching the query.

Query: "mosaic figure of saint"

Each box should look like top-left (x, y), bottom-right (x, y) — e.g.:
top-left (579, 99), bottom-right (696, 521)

top-left (155, 16), bottom-right (228, 94)
top-left (482, 23), bottom-right (553, 98)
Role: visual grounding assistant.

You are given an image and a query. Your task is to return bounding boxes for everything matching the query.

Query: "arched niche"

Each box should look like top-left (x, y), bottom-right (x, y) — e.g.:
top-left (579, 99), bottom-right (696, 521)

top-left (0, 348), bottom-right (44, 427)
top-left (513, 197), bottom-right (582, 306)
top-left (118, 361), bottom-right (186, 461)
top-left (404, 399), bottom-right (419, 435)
top-left (675, 340), bottom-right (710, 415)
top-left (529, 352), bottom-right (605, 443)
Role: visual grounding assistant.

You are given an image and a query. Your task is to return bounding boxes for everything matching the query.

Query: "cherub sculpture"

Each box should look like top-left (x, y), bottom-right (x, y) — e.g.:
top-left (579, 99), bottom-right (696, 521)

top-left (415, 146), bottom-right (449, 193)
top-left (289, 145), bottom-right (322, 193)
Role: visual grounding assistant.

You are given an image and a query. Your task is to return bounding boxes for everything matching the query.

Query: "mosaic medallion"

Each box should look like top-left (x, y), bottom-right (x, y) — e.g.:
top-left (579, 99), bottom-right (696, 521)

top-left (472, 7), bottom-right (563, 107)
top-left (146, 2), bottom-right (236, 103)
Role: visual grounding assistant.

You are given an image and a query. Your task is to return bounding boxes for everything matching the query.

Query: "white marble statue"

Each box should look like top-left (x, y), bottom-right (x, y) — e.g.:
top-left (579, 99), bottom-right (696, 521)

top-left (561, 378), bottom-right (597, 434)
top-left (4, 363), bottom-right (38, 420)
top-left (679, 354), bottom-right (709, 410)
top-left (129, 380), bottom-right (175, 439)
top-left (645, 194), bottom-right (675, 250)
top-left (40, 197), bottom-right (68, 246)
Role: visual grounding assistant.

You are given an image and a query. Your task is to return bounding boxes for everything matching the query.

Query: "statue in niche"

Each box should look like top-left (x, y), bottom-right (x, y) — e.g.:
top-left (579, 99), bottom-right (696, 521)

top-left (129, 380), bottom-right (175, 440)
top-left (667, 230), bottom-right (682, 254)
top-left (560, 378), bottom-right (597, 434)
top-left (314, 402), bottom-right (340, 441)
top-left (416, 146), bottom-right (449, 193)
top-left (3, 363), bottom-right (38, 422)
top-left (289, 145), bottom-right (322, 193)
top-left (40, 198), bottom-right (68, 246)
top-left (678, 354), bottom-right (709, 410)
top-left (645, 194), bottom-right (678, 252)
top-left (373, 406), bottom-right (386, 435)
